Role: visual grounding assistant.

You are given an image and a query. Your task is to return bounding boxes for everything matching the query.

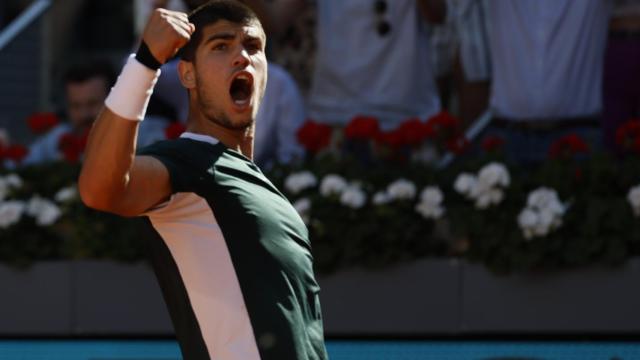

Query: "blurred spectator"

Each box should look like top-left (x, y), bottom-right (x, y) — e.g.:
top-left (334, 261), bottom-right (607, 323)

top-left (602, 0), bottom-right (640, 152)
top-left (428, 19), bottom-right (457, 113)
top-left (481, 0), bottom-right (611, 166)
top-left (269, 2), bottom-right (317, 94)
top-left (266, 0), bottom-right (445, 130)
top-left (313, 0), bottom-right (444, 130)
top-left (253, 63), bottom-right (305, 168)
top-left (448, 0), bottom-right (491, 126)
top-left (23, 60), bottom-right (115, 166)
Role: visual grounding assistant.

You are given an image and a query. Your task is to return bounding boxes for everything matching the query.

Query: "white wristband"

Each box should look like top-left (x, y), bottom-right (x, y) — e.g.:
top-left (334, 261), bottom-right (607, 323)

top-left (105, 54), bottom-right (161, 121)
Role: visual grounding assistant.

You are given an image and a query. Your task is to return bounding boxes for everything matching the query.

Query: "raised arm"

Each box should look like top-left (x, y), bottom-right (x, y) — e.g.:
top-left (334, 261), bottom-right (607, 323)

top-left (78, 9), bottom-right (194, 217)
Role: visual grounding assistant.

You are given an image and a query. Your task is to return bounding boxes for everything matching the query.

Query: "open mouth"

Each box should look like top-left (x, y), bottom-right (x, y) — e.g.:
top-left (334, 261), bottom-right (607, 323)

top-left (229, 73), bottom-right (253, 106)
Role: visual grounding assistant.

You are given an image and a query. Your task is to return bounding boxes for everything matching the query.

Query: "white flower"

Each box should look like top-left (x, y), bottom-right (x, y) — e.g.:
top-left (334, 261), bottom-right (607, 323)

top-left (470, 171), bottom-right (499, 196)
top-left (527, 187), bottom-right (562, 212)
top-left (534, 209), bottom-right (556, 235)
top-left (320, 174), bottom-right (348, 197)
top-left (475, 192), bottom-right (492, 210)
top-left (478, 162), bottom-right (510, 188)
top-left (456, 163), bottom-right (510, 210)
top-left (387, 178), bottom-right (416, 201)
top-left (27, 196), bottom-right (62, 226)
top-left (415, 201), bottom-right (445, 219)
top-left (518, 208), bottom-right (538, 228)
top-left (0, 201), bottom-right (25, 229)
top-left (415, 186), bottom-right (445, 219)
top-left (284, 171), bottom-right (317, 195)
top-left (420, 186), bottom-right (444, 205)
top-left (453, 173), bottom-right (477, 197)
top-left (340, 186), bottom-right (366, 209)
top-left (292, 197), bottom-right (311, 224)
top-left (627, 185), bottom-right (640, 216)
top-left (518, 188), bottom-right (565, 240)
top-left (4, 174), bottom-right (23, 189)
top-left (372, 191), bottom-right (391, 205)
top-left (55, 186), bottom-right (78, 203)
top-left (474, 188), bottom-right (504, 209)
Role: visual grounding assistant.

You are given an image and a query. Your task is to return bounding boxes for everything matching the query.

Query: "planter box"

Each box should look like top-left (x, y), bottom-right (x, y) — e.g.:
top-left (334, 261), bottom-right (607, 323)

top-left (0, 262), bottom-right (72, 334)
top-left (461, 259), bottom-right (640, 333)
top-left (73, 261), bottom-right (173, 335)
top-left (1, 258), bottom-right (640, 336)
top-left (318, 259), bottom-right (461, 335)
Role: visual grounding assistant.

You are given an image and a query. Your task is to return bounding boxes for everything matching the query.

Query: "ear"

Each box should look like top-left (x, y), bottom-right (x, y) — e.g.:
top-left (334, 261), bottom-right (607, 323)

top-left (178, 60), bottom-right (196, 89)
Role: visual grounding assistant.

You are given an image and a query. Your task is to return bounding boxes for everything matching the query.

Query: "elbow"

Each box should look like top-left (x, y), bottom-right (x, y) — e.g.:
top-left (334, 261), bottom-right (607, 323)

top-left (79, 185), bottom-right (137, 217)
top-left (78, 172), bottom-right (98, 209)
top-left (78, 177), bottom-right (109, 212)
top-left (79, 182), bottom-right (141, 218)
top-left (78, 173), bottom-right (126, 216)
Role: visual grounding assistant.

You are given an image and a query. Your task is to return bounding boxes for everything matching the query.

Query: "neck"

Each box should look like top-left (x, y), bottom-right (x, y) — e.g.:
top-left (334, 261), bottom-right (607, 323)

top-left (186, 111), bottom-right (255, 159)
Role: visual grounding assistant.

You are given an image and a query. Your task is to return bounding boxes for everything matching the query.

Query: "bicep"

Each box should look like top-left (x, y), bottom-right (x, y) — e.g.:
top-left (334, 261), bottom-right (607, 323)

top-left (117, 155), bottom-right (173, 216)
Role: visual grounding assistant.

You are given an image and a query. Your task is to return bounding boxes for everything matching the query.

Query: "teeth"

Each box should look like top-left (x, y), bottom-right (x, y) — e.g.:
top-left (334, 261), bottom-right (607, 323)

top-left (237, 74), bottom-right (249, 81)
top-left (234, 99), bottom-right (249, 105)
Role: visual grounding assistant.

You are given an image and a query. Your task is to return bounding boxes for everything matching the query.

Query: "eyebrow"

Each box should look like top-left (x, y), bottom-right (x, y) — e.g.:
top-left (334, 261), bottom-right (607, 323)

top-left (203, 32), bottom-right (237, 45)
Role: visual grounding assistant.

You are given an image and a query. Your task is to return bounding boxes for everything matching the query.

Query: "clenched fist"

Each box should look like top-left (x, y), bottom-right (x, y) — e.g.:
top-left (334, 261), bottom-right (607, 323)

top-left (142, 9), bottom-right (195, 64)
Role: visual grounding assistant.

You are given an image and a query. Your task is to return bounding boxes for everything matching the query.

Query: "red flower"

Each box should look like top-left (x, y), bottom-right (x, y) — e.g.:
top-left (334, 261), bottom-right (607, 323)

top-left (58, 132), bottom-right (87, 163)
top-left (481, 136), bottom-right (505, 152)
top-left (426, 111), bottom-right (461, 134)
top-left (397, 117), bottom-right (434, 146)
top-left (615, 119), bottom-right (640, 153)
top-left (446, 136), bottom-right (470, 154)
top-left (296, 120), bottom-right (333, 153)
top-left (4, 144), bottom-right (28, 163)
top-left (548, 133), bottom-right (589, 159)
top-left (344, 116), bottom-right (380, 140)
top-left (165, 122), bottom-right (186, 140)
top-left (27, 112), bottom-right (59, 134)
top-left (375, 128), bottom-right (405, 149)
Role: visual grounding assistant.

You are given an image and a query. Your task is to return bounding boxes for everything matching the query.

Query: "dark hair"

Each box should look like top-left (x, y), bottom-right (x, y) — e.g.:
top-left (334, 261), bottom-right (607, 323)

top-left (63, 59), bottom-right (116, 89)
top-left (179, 0), bottom-right (261, 62)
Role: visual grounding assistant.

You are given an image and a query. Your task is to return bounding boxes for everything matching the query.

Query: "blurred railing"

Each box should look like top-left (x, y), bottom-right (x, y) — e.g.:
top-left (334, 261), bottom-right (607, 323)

top-left (0, 0), bottom-right (51, 142)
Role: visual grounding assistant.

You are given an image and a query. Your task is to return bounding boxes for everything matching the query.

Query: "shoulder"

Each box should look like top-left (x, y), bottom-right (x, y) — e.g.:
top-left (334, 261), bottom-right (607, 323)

top-left (137, 138), bottom-right (226, 183)
top-left (137, 138), bottom-right (217, 158)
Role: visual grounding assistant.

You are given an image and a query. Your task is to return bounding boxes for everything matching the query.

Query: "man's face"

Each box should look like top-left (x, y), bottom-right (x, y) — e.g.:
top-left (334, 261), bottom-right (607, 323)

top-left (66, 77), bottom-right (108, 130)
top-left (183, 19), bottom-right (267, 130)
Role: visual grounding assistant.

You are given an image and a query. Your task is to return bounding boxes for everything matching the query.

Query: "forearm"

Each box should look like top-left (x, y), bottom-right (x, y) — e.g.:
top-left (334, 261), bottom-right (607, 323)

top-left (79, 8), bottom-right (189, 216)
top-left (79, 108), bottom-right (139, 211)
top-left (79, 55), bottom-right (160, 212)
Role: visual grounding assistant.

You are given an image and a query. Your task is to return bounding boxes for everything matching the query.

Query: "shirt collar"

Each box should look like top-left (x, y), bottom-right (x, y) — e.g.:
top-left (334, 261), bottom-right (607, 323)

top-left (179, 132), bottom-right (220, 146)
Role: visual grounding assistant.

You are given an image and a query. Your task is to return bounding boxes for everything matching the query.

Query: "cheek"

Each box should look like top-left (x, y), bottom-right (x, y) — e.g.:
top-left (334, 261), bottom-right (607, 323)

top-left (256, 59), bottom-right (268, 92)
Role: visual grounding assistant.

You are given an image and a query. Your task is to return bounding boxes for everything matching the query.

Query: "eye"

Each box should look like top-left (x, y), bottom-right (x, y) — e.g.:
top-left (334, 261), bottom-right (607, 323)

top-left (212, 43), bottom-right (228, 51)
top-left (246, 41), bottom-right (261, 53)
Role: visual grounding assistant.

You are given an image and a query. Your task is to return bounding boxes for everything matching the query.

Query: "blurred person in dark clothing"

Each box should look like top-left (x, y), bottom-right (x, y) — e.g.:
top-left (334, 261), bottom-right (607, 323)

top-left (602, 0), bottom-right (640, 152)
top-left (23, 60), bottom-right (115, 165)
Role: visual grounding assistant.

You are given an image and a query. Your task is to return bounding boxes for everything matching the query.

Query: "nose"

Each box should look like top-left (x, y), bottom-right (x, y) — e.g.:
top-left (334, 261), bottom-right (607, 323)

top-left (232, 48), bottom-right (251, 68)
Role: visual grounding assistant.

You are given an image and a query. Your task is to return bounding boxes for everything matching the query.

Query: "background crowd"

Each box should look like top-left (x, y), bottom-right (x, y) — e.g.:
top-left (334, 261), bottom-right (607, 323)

top-left (0, 0), bottom-right (638, 173)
